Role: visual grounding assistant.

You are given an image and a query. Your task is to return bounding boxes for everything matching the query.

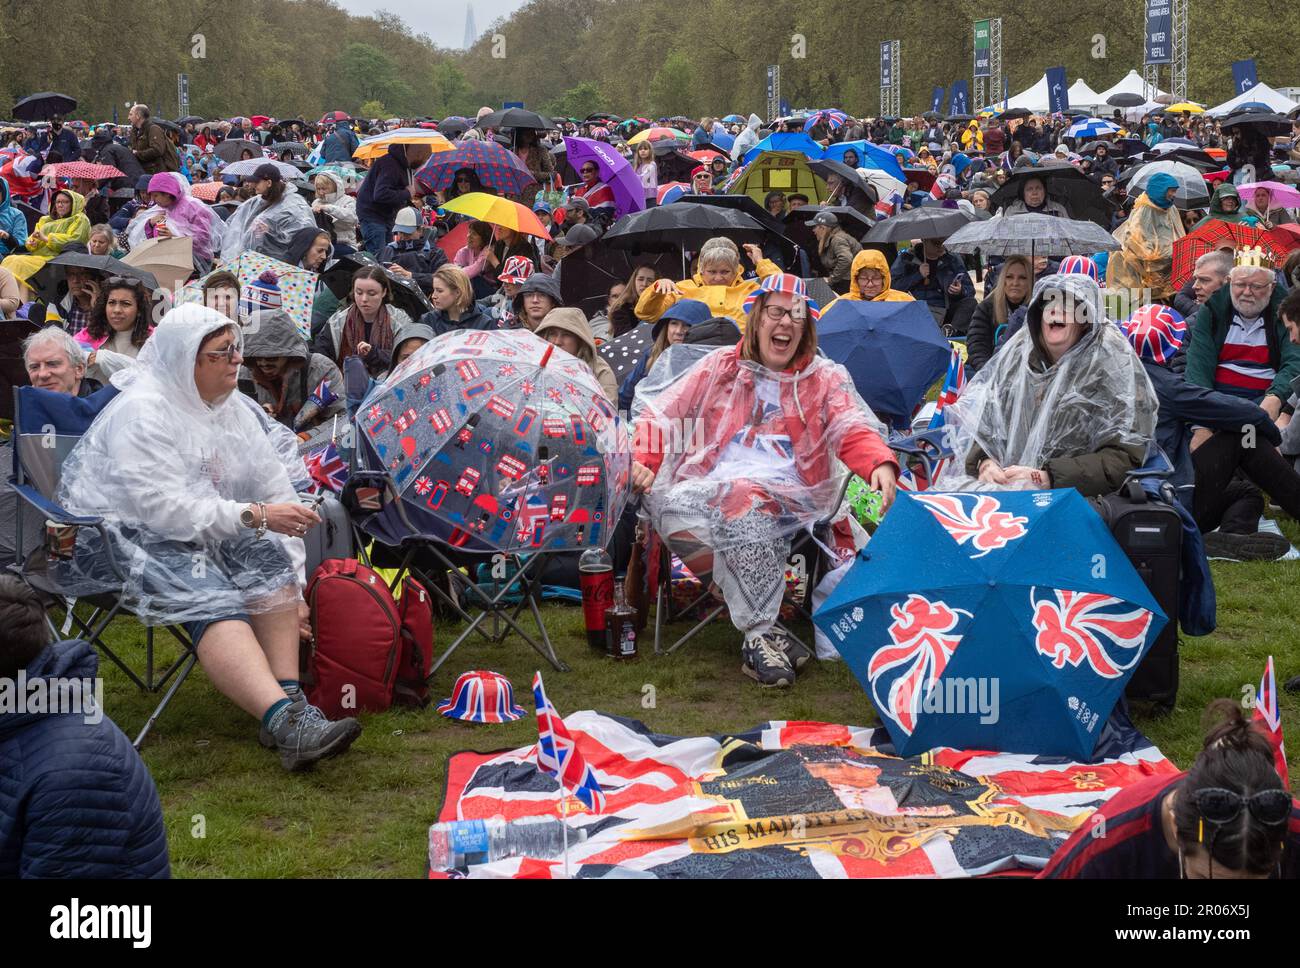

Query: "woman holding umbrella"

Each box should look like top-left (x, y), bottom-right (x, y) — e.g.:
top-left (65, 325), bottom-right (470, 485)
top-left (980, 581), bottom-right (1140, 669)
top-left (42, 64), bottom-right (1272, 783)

top-left (630, 274), bottom-right (898, 688)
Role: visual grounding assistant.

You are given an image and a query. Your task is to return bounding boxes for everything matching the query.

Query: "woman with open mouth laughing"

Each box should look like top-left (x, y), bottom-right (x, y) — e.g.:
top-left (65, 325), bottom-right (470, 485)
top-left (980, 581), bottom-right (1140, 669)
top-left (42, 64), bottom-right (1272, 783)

top-left (630, 274), bottom-right (899, 688)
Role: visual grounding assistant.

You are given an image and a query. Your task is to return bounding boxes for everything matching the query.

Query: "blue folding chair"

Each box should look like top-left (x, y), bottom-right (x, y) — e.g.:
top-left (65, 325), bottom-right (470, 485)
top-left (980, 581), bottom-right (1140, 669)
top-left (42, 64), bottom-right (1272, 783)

top-left (8, 385), bottom-right (200, 748)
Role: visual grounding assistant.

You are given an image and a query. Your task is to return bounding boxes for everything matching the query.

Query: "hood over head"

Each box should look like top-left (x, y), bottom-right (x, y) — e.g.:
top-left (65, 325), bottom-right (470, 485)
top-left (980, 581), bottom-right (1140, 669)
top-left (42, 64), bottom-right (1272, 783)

top-left (241, 309), bottom-right (308, 361)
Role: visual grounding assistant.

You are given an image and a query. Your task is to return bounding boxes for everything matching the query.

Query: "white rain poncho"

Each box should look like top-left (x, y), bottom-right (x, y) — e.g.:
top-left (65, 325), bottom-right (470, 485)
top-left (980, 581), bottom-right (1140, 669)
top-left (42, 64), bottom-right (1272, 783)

top-left (56, 304), bottom-right (305, 624)
top-left (935, 273), bottom-right (1157, 492)
top-left (219, 187), bottom-right (317, 264)
top-left (631, 341), bottom-right (893, 633)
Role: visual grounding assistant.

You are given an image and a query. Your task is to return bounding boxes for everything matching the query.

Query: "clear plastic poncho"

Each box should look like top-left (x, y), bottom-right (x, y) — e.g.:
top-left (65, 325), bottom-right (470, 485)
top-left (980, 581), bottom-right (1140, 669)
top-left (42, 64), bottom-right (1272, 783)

top-left (56, 304), bottom-right (305, 624)
top-left (219, 188), bottom-right (317, 264)
top-left (632, 342), bottom-right (889, 551)
top-left (935, 274), bottom-right (1157, 491)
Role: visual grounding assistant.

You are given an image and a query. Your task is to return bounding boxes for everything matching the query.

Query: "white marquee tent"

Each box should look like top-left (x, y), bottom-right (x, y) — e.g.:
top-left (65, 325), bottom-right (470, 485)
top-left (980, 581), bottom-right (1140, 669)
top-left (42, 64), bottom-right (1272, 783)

top-left (1205, 82), bottom-right (1299, 117)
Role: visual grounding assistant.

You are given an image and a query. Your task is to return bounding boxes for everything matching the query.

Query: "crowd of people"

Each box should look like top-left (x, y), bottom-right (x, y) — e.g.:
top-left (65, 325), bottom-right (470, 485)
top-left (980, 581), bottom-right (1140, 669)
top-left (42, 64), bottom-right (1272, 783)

top-left (2, 97), bottom-right (1299, 879)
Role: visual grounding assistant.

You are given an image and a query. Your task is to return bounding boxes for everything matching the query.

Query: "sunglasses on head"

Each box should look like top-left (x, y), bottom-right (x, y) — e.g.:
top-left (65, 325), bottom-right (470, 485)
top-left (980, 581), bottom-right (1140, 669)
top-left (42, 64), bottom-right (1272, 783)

top-left (1194, 787), bottom-right (1291, 826)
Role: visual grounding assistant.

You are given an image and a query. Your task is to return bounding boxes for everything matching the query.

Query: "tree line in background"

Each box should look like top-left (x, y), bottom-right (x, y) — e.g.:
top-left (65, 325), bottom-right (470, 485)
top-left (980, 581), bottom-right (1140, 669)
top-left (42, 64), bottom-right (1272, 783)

top-left (1, 0), bottom-right (1294, 123)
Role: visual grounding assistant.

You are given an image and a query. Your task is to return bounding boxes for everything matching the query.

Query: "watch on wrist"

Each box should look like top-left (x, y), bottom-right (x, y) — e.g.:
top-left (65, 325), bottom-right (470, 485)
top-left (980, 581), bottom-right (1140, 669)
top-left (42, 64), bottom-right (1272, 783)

top-left (240, 504), bottom-right (257, 529)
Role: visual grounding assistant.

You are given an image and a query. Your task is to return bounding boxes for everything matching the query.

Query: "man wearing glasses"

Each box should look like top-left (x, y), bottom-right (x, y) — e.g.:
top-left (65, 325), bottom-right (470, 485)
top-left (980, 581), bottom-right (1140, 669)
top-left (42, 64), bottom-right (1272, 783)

top-left (1184, 254), bottom-right (1300, 559)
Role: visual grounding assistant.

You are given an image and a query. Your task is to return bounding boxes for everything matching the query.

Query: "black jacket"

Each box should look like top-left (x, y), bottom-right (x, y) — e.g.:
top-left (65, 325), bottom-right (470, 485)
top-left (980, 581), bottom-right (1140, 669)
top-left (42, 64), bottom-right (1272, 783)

top-left (356, 144), bottom-right (414, 227)
top-left (965, 292), bottom-right (1027, 375)
top-left (377, 238), bottom-right (447, 294)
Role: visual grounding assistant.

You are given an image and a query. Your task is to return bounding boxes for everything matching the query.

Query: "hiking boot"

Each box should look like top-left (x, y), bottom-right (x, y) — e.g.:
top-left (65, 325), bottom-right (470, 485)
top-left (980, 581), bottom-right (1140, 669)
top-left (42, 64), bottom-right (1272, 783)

top-left (1203, 530), bottom-right (1290, 562)
top-left (258, 687), bottom-right (313, 748)
top-left (268, 698), bottom-right (362, 771)
top-left (742, 632), bottom-right (795, 688)
top-left (773, 629), bottom-right (813, 671)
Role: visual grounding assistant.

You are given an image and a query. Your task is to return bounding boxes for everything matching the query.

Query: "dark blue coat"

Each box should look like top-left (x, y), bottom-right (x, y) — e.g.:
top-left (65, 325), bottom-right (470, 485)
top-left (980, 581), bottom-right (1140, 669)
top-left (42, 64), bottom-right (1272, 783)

top-left (0, 641), bottom-right (170, 878)
top-left (356, 144), bottom-right (414, 228)
top-left (889, 248), bottom-right (974, 310)
top-left (1142, 357), bottom-right (1281, 502)
top-left (419, 301), bottom-right (497, 337)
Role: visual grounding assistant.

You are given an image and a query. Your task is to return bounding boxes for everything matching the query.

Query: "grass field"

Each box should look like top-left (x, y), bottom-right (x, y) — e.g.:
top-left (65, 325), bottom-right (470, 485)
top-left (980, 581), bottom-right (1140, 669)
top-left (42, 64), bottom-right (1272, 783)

top-left (89, 516), bottom-right (1300, 879)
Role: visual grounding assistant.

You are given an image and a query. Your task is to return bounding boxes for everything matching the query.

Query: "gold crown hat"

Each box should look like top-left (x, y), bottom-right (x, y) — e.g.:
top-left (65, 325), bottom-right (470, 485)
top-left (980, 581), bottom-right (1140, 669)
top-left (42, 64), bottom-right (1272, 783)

top-left (1234, 245), bottom-right (1275, 270)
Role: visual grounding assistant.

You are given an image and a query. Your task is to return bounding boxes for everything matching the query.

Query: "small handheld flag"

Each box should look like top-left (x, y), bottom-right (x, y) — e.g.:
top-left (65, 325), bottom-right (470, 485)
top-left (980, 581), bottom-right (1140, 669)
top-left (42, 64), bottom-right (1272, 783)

top-left (532, 672), bottom-right (606, 813)
top-left (1253, 656), bottom-right (1289, 787)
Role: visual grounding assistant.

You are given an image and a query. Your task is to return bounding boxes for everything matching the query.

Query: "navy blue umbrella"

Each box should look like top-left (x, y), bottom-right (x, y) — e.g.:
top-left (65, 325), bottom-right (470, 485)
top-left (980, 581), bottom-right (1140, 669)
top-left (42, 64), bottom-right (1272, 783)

top-left (815, 489), bottom-right (1167, 759)
top-left (817, 299), bottom-right (952, 428)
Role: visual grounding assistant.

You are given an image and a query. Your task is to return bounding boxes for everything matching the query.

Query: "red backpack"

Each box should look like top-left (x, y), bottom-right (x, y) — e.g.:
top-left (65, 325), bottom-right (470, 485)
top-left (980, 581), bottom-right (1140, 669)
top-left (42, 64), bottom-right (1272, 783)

top-left (305, 560), bottom-right (434, 718)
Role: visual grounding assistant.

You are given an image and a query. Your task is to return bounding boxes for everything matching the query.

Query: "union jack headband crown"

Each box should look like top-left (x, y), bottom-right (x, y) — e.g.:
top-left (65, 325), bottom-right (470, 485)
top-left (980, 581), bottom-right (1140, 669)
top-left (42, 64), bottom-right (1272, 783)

top-left (743, 273), bottom-right (821, 321)
top-left (1121, 304), bottom-right (1186, 364)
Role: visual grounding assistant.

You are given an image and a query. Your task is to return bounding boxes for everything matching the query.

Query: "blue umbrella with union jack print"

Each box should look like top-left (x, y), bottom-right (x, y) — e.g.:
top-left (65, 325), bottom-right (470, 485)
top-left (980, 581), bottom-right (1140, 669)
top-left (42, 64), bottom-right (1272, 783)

top-left (413, 138), bottom-right (538, 197)
top-left (816, 488), bottom-right (1167, 759)
top-left (353, 328), bottom-right (631, 555)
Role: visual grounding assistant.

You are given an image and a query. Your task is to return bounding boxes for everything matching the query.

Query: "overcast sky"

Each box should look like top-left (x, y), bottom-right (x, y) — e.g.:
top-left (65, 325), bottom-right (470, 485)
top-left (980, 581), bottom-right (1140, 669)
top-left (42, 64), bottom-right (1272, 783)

top-left (336, 0), bottom-right (528, 49)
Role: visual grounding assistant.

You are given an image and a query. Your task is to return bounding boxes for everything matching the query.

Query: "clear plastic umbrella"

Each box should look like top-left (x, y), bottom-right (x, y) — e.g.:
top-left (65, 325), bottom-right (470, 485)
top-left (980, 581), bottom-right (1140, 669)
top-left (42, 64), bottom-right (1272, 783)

top-left (945, 213), bottom-right (1121, 259)
top-left (1120, 160), bottom-right (1210, 210)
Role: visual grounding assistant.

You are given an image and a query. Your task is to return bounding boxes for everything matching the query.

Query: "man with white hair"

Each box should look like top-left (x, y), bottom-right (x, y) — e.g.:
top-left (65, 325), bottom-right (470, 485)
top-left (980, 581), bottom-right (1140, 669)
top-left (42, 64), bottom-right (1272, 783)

top-left (1172, 249), bottom-right (1233, 319)
top-left (2, 328), bottom-right (105, 562)
top-left (1185, 255), bottom-right (1300, 558)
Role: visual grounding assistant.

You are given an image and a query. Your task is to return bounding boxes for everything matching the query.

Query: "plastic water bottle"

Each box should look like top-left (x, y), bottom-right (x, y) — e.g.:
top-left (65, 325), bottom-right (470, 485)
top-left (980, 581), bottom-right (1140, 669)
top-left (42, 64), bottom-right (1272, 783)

top-left (428, 816), bottom-right (588, 870)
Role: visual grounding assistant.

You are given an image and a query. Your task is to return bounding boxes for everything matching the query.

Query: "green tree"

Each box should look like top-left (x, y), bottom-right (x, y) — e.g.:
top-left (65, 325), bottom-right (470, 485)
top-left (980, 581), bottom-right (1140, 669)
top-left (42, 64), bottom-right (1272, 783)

top-left (546, 81), bottom-right (607, 120)
top-left (431, 61), bottom-right (471, 118)
top-left (334, 42), bottom-right (410, 114)
top-left (359, 99), bottom-right (388, 119)
top-left (648, 51), bottom-right (695, 117)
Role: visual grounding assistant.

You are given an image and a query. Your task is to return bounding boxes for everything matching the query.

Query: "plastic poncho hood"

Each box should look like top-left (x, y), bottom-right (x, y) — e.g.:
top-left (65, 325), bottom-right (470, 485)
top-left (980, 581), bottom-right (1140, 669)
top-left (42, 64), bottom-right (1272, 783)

top-left (631, 341), bottom-right (890, 549)
top-left (55, 304), bottom-right (304, 623)
top-left (126, 171), bottom-right (224, 262)
top-left (935, 273), bottom-right (1156, 490)
top-left (220, 185), bottom-right (317, 263)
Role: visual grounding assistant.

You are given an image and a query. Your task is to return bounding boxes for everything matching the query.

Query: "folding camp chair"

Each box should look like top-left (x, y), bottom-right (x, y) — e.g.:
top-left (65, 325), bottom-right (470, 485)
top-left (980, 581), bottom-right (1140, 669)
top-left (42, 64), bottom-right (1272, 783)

top-left (346, 469), bottom-right (569, 676)
top-left (890, 427), bottom-right (953, 492)
top-left (7, 385), bottom-right (200, 748)
top-left (650, 477), bottom-right (850, 656)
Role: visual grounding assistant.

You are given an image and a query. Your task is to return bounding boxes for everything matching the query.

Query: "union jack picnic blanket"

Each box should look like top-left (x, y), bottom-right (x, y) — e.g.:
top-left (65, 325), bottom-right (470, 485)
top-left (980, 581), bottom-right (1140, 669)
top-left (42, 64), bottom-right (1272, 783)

top-left (435, 713), bottom-right (1177, 878)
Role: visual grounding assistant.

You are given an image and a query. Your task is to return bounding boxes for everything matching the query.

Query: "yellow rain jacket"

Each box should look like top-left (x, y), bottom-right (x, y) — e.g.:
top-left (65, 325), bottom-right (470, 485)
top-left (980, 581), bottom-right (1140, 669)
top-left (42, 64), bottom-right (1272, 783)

top-left (634, 258), bottom-right (780, 331)
top-left (823, 249), bottom-right (916, 312)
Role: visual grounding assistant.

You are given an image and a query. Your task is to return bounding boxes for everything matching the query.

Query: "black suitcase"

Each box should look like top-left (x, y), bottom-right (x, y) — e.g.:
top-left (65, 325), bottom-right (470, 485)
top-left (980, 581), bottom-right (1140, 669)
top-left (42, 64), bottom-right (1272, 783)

top-left (1099, 480), bottom-right (1182, 712)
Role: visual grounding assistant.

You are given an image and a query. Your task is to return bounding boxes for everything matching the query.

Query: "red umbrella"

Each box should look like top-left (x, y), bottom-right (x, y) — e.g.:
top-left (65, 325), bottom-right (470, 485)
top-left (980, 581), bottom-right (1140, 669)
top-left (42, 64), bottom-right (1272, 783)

top-left (1171, 220), bottom-right (1299, 288)
top-left (190, 181), bottom-right (224, 202)
top-left (50, 161), bottom-right (125, 180)
top-left (687, 149), bottom-right (727, 163)
top-left (250, 115), bottom-right (271, 127)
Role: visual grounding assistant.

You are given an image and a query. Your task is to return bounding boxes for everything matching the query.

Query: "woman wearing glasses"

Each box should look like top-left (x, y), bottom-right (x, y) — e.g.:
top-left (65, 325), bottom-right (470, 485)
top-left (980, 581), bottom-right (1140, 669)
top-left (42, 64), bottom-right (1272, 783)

top-left (572, 161), bottom-right (616, 218)
top-left (1041, 700), bottom-right (1298, 878)
top-left (443, 167), bottom-right (488, 202)
top-left (58, 305), bottom-right (362, 770)
top-left (631, 274), bottom-right (898, 688)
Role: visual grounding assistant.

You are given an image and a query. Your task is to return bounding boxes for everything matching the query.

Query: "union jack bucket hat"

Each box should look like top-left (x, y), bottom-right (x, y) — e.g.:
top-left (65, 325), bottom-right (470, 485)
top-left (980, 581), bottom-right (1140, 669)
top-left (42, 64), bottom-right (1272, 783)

top-left (1121, 304), bottom-right (1186, 364)
top-left (742, 273), bottom-right (821, 321)
top-left (437, 670), bottom-right (526, 724)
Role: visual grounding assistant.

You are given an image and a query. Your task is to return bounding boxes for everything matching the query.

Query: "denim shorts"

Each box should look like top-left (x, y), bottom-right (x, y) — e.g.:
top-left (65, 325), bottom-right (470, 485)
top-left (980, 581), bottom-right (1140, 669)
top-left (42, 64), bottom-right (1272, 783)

top-left (184, 613), bottom-right (251, 648)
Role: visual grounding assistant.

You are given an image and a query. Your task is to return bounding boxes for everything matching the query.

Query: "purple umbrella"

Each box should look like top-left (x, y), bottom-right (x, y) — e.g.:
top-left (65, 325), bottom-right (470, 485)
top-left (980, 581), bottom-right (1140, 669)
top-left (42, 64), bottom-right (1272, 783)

top-left (562, 136), bottom-right (645, 219)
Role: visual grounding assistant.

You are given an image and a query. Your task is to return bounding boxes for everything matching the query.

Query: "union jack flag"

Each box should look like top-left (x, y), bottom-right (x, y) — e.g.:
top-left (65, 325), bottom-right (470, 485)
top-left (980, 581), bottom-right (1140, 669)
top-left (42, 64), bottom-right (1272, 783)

top-left (304, 441), bottom-right (348, 494)
top-left (307, 378), bottom-right (337, 409)
top-left (875, 190), bottom-right (904, 219)
top-left (1030, 589), bottom-right (1153, 679)
top-left (1253, 655), bottom-right (1289, 787)
top-left (868, 594), bottom-right (970, 735)
top-left (928, 348), bottom-right (965, 430)
top-left (912, 493), bottom-right (1029, 558)
top-left (532, 672), bottom-right (606, 812)
top-left (520, 379), bottom-right (536, 396)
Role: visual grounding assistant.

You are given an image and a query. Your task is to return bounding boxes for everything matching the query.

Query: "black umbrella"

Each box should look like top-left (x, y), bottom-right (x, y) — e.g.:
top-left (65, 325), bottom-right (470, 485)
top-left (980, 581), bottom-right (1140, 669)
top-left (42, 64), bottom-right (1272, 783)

top-left (865, 205), bottom-right (975, 243)
top-left (155, 119), bottom-right (182, 136)
top-left (271, 141), bottom-right (309, 157)
top-left (922, 111), bottom-right (941, 121)
top-left (559, 245), bottom-right (678, 320)
top-left (603, 203), bottom-right (770, 254)
top-left (945, 114), bottom-right (975, 123)
top-left (787, 204), bottom-right (875, 239)
top-left (1107, 93), bottom-right (1148, 108)
top-left (808, 159), bottom-right (880, 206)
top-left (215, 139), bottom-right (263, 163)
top-left (14, 201), bottom-right (41, 234)
top-left (1141, 144), bottom-right (1222, 173)
top-left (12, 92), bottom-right (76, 122)
top-left (477, 108), bottom-right (557, 131)
top-left (320, 253), bottom-right (432, 321)
top-left (988, 165), bottom-right (1116, 228)
top-left (436, 118), bottom-right (471, 139)
top-left (33, 253), bottom-right (158, 303)
top-left (177, 115), bottom-right (205, 126)
top-left (998, 108), bottom-right (1033, 120)
top-left (598, 322), bottom-right (654, 383)
top-left (674, 193), bottom-right (800, 266)
top-left (1220, 110), bottom-right (1293, 137)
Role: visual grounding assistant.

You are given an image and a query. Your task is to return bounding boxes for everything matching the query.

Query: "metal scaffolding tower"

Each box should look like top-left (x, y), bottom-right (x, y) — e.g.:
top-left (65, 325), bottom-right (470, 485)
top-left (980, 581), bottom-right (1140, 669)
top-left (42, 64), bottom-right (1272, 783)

top-left (1171, 0), bottom-right (1188, 102)
top-left (988, 18), bottom-right (1003, 107)
top-left (890, 40), bottom-right (901, 116)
